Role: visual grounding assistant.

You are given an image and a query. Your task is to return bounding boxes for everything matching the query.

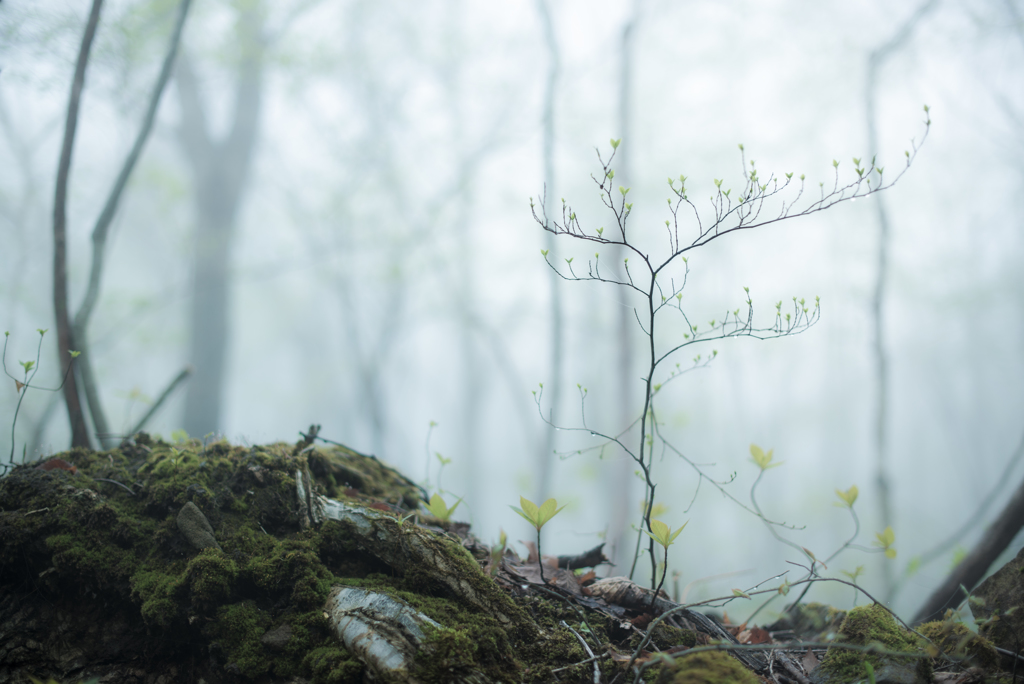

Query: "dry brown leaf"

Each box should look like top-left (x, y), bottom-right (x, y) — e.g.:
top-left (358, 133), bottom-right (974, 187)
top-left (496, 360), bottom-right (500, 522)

top-left (745, 627), bottom-right (771, 645)
top-left (801, 648), bottom-right (819, 674)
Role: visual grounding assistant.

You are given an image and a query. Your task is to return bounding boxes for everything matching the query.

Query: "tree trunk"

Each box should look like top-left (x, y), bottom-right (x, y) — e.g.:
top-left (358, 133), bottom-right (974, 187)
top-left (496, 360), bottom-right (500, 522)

top-left (53, 0), bottom-right (105, 449)
top-left (536, 0), bottom-right (563, 510)
top-left (865, 0), bottom-right (938, 601)
top-left (176, 5), bottom-right (265, 439)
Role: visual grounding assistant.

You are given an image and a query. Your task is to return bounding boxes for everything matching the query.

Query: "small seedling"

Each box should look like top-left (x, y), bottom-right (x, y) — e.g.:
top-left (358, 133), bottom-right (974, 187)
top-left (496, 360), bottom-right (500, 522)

top-left (511, 496), bottom-right (566, 584)
top-left (424, 493), bottom-right (462, 522)
top-left (643, 517), bottom-right (687, 608)
top-left (2, 330), bottom-right (79, 469)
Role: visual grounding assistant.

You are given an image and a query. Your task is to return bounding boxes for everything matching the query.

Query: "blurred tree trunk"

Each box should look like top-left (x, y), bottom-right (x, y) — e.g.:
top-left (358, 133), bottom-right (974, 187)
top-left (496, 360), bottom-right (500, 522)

top-left (865, 0), bottom-right (937, 601)
top-left (613, 0), bottom-right (641, 578)
top-left (176, 5), bottom-right (266, 439)
top-left (536, 0), bottom-right (562, 509)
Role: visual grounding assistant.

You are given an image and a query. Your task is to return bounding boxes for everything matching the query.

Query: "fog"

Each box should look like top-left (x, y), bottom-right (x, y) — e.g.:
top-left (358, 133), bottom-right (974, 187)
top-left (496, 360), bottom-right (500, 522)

top-left (2, 0), bottom-right (1022, 623)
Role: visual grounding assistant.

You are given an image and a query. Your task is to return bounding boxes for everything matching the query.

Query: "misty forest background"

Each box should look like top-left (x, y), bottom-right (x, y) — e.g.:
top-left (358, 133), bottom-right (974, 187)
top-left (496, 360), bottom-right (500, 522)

top-left (1, 0), bottom-right (1022, 625)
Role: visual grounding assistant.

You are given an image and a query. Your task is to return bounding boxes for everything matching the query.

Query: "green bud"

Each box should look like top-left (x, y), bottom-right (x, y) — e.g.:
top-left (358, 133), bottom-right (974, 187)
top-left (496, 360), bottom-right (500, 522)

top-left (832, 159), bottom-right (839, 168)
top-left (610, 138), bottom-right (621, 149)
top-left (541, 249), bottom-right (548, 257)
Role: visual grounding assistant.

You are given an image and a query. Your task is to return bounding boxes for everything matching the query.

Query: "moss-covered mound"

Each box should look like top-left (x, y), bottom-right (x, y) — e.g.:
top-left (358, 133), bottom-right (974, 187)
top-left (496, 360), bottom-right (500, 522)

top-left (0, 434), bottom-right (693, 684)
top-left (654, 651), bottom-right (759, 684)
top-left (813, 603), bottom-right (931, 684)
top-left (917, 618), bottom-right (999, 670)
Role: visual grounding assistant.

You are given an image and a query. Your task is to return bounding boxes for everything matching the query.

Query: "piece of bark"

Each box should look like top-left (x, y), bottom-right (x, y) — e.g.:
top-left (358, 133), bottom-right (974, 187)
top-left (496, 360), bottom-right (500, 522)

top-left (298, 470), bottom-right (536, 638)
top-left (324, 586), bottom-right (439, 681)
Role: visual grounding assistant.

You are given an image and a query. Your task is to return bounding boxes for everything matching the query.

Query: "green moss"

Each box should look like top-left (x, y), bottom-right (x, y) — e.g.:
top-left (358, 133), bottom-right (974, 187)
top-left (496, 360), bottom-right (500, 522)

top-left (918, 619), bottom-right (999, 669)
top-left (210, 600), bottom-right (273, 678)
top-left (302, 646), bottom-right (364, 684)
top-left (655, 651), bottom-right (759, 684)
top-left (186, 547), bottom-right (238, 607)
top-left (130, 563), bottom-right (187, 627)
top-left (817, 603), bottom-right (931, 683)
top-left (413, 625), bottom-right (479, 683)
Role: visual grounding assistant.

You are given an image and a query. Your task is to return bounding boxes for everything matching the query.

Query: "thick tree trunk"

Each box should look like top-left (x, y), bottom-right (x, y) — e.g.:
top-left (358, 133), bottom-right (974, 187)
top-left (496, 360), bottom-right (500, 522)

top-left (176, 6), bottom-right (265, 439)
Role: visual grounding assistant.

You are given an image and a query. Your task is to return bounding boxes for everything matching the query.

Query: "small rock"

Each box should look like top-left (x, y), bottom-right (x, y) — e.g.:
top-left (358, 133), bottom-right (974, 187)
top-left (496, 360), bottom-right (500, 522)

top-left (260, 623), bottom-right (293, 651)
top-left (176, 501), bottom-right (221, 551)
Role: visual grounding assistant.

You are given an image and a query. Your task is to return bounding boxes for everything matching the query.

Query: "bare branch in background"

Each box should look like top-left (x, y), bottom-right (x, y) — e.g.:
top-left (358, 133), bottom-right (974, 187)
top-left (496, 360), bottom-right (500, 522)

top-left (72, 0), bottom-right (194, 448)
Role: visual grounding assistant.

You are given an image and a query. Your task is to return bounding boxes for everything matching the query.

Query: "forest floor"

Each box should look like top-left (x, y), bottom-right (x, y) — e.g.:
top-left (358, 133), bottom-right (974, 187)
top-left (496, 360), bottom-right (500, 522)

top-left (0, 433), bottom-right (1015, 684)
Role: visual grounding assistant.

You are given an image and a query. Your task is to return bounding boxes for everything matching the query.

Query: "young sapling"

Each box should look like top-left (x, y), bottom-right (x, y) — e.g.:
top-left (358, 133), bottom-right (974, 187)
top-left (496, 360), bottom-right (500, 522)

top-left (511, 495), bottom-right (566, 584)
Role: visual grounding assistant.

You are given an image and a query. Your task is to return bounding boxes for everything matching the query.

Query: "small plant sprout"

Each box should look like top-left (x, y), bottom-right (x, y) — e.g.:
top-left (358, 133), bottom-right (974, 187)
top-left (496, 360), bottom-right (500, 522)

top-left (643, 517), bottom-right (687, 607)
top-left (424, 493), bottom-right (462, 522)
top-left (511, 495), bottom-right (566, 584)
top-left (873, 526), bottom-right (897, 559)
top-left (2, 329), bottom-right (79, 469)
top-left (749, 443), bottom-right (782, 470)
top-left (835, 485), bottom-right (859, 508)
top-left (489, 528), bottom-right (508, 577)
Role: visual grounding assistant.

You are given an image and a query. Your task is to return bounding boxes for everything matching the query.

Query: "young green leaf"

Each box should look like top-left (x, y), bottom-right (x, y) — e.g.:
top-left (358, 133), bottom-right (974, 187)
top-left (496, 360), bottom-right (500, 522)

top-left (732, 588), bottom-right (751, 599)
top-left (873, 526), bottom-right (897, 559)
top-left (749, 444), bottom-right (782, 470)
top-left (425, 493), bottom-right (461, 521)
top-left (834, 485), bottom-right (859, 508)
top-left (511, 496), bottom-right (566, 530)
top-left (643, 519), bottom-right (687, 548)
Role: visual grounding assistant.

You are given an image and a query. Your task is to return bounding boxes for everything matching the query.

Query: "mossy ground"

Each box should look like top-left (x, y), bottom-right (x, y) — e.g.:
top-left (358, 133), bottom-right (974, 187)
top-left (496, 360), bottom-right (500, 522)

top-left (0, 434), bottom-right (692, 684)
top-left (816, 603), bottom-right (931, 684)
top-left (917, 618), bottom-right (1000, 670)
top-left (654, 651), bottom-right (760, 684)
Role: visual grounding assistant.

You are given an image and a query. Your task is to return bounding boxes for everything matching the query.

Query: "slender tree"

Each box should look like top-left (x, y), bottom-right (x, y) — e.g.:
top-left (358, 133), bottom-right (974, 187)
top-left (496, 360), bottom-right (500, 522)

top-left (865, 0), bottom-right (938, 600)
top-left (72, 0), bottom-right (193, 447)
top-left (536, 0), bottom-right (563, 509)
top-left (53, 0), bottom-right (104, 449)
top-left (608, 0), bottom-right (643, 571)
top-left (48, 0), bottom-right (192, 450)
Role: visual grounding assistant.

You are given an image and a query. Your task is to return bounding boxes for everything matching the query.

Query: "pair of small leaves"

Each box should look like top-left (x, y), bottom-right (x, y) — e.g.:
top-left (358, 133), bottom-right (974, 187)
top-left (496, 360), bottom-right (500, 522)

top-left (424, 493), bottom-right (461, 522)
top-left (835, 485), bottom-right (859, 508)
top-left (511, 496), bottom-right (565, 531)
top-left (643, 518), bottom-right (687, 549)
top-left (873, 526), bottom-right (897, 559)
top-left (750, 444), bottom-right (782, 471)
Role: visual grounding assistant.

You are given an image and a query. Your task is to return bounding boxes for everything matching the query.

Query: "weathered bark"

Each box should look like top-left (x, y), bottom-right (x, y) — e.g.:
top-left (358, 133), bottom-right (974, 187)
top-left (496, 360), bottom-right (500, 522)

top-left (53, 0), bottom-right (104, 449)
top-left (176, 5), bottom-right (265, 439)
